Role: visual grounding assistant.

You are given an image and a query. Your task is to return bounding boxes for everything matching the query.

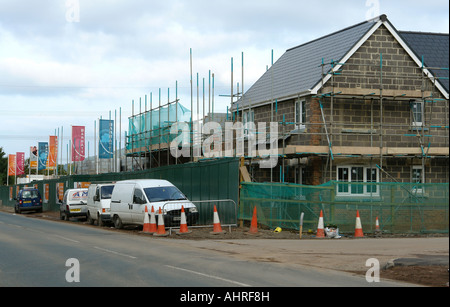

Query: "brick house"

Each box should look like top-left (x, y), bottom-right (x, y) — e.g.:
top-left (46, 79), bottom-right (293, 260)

top-left (231, 15), bottom-right (449, 188)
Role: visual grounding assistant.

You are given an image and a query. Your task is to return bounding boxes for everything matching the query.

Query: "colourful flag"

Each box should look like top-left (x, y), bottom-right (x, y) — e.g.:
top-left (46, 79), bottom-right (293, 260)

top-left (38, 142), bottom-right (48, 171)
top-left (16, 152), bottom-right (25, 175)
top-left (48, 136), bottom-right (58, 169)
top-left (72, 126), bottom-right (85, 162)
top-left (30, 146), bottom-right (38, 169)
top-left (8, 154), bottom-right (16, 176)
top-left (99, 119), bottom-right (114, 159)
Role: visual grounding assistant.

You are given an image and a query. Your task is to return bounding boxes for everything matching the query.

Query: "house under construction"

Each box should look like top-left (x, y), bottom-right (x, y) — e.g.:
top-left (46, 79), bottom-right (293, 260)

top-left (126, 15), bottom-right (449, 189)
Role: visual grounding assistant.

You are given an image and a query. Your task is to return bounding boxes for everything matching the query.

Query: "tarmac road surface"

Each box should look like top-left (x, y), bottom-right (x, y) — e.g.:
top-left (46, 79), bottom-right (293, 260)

top-left (0, 211), bottom-right (419, 288)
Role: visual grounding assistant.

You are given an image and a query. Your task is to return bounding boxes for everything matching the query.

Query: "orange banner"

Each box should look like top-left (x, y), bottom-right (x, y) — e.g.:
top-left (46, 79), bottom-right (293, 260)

top-left (48, 136), bottom-right (58, 169)
top-left (8, 154), bottom-right (16, 176)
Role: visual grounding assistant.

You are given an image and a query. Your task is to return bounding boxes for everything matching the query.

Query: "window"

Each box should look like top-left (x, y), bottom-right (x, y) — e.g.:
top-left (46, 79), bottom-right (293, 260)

top-left (411, 165), bottom-right (424, 194)
top-left (133, 188), bottom-right (146, 204)
top-left (410, 100), bottom-right (423, 127)
top-left (337, 166), bottom-right (379, 196)
top-left (143, 186), bottom-right (187, 203)
top-left (295, 100), bottom-right (306, 129)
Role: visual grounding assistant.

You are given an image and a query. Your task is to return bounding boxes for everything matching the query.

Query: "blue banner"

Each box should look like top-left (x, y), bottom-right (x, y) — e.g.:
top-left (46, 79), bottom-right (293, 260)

top-left (38, 142), bottom-right (48, 170)
top-left (99, 119), bottom-right (114, 159)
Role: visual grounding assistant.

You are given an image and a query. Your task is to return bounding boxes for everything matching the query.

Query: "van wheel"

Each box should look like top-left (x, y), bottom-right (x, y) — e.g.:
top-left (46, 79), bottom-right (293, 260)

top-left (113, 216), bottom-right (123, 229)
top-left (98, 214), bottom-right (104, 227)
top-left (87, 212), bottom-right (94, 225)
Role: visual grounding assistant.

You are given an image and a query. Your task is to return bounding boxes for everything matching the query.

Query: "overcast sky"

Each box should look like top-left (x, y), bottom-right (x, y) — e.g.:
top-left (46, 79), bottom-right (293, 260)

top-left (0, 0), bottom-right (448, 163)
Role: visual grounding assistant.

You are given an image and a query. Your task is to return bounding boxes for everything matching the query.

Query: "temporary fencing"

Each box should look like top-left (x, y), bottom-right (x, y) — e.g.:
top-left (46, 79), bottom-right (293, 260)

top-left (162, 199), bottom-right (237, 233)
top-left (239, 181), bottom-right (449, 234)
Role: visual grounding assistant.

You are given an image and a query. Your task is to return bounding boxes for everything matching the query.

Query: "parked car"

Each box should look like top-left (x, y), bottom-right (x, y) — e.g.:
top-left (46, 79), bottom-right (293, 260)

top-left (110, 179), bottom-right (198, 229)
top-left (59, 188), bottom-right (88, 221)
top-left (14, 188), bottom-right (43, 214)
top-left (86, 183), bottom-right (115, 226)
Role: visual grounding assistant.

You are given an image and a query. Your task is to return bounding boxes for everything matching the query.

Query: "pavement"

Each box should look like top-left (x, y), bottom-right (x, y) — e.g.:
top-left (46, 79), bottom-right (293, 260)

top-left (169, 236), bottom-right (449, 274)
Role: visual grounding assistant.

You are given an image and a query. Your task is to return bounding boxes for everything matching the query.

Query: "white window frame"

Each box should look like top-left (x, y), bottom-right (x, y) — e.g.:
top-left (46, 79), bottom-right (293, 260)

top-left (411, 165), bottom-right (425, 194)
top-left (295, 99), bottom-right (306, 129)
top-left (336, 165), bottom-right (380, 196)
top-left (411, 100), bottom-right (424, 128)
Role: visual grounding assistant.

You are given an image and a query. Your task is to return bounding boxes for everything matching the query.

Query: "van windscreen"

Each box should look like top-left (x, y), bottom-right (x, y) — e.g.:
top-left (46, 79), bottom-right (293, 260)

top-left (101, 185), bottom-right (114, 199)
top-left (143, 186), bottom-right (187, 202)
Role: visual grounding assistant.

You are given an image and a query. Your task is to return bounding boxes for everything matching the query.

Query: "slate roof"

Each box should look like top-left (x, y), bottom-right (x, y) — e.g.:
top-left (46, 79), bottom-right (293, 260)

top-left (233, 15), bottom-right (449, 111)
top-left (399, 31), bottom-right (449, 93)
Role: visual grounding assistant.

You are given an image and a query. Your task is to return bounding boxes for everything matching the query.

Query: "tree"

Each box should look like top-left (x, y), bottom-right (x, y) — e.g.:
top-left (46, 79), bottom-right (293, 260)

top-left (0, 147), bottom-right (7, 185)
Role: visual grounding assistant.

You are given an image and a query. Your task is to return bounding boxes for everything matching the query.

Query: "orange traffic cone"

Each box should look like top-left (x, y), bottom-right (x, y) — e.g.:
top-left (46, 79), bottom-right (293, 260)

top-left (210, 205), bottom-right (226, 234)
top-left (248, 206), bottom-right (258, 234)
top-left (142, 205), bottom-right (152, 233)
top-left (176, 206), bottom-right (192, 235)
top-left (154, 207), bottom-right (168, 237)
top-left (354, 210), bottom-right (364, 238)
top-left (316, 210), bottom-right (325, 238)
top-left (149, 205), bottom-right (157, 233)
top-left (375, 216), bottom-right (380, 232)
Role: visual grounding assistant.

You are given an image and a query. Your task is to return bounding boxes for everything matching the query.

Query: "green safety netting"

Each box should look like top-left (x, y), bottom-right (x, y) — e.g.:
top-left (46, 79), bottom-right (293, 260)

top-left (239, 181), bottom-right (449, 234)
top-left (127, 103), bottom-right (191, 151)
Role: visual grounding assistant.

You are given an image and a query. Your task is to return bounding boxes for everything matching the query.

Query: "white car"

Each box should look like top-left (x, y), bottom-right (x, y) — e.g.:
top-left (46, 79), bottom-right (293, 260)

top-left (86, 183), bottom-right (115, 226)
top-left (59, 188), bottom-right (88, 221)
top-left (110, 179), bottom-right (198, 229)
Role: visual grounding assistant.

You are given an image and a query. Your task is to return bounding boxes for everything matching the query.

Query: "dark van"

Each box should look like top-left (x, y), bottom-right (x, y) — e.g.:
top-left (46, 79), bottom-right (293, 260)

top-left (14, 188), bottom-right (43, 214)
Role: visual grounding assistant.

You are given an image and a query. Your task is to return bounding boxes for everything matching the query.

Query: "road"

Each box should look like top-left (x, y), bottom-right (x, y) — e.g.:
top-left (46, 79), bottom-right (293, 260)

top-left (0, 211), bottom-right (418, 288)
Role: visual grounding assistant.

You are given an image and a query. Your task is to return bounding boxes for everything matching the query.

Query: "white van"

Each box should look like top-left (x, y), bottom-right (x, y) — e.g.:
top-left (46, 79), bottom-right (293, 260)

top-left (59, 188), bottom-right (88, 221)
top-left (86, 183), bottom-right (115, 226)
top-left (110, 179), bottom-right (198, 229)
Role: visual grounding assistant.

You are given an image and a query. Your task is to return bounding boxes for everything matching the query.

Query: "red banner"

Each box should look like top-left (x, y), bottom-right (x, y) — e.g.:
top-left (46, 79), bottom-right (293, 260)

top-left (8, 154), bottom-right (16, 176)
top-left (16, 152), bottom-right (25, 176)
top-left (48, 136), bottom-right (58, 168)
top-left (72, 126), bottom-right (85, 162)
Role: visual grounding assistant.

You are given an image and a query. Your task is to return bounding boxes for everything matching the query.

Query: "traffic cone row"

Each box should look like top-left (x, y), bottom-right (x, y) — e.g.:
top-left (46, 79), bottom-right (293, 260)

top-left (143, 204), bottom-right (231, 236)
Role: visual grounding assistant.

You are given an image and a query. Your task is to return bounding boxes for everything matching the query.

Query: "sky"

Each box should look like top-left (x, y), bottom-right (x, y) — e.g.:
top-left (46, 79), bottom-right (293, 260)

top-left (0, 0), bottom-right (449, 164)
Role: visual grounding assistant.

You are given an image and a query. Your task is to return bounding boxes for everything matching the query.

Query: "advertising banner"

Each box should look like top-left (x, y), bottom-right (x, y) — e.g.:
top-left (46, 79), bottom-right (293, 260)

top-left (8, 154), bottom-right (16, 176)
top-left (38, 142), bottom-right (48, 171)
top-left (30, 146), bottom-right (38, 169)
top-left (99, 119), bottom-right (114, 159)
top-left (48, 136), bottom-right (58, 169)
top-left (72, 126), bottom-right (85, 162)
top-left (16, 152), bottom-right (25, 176)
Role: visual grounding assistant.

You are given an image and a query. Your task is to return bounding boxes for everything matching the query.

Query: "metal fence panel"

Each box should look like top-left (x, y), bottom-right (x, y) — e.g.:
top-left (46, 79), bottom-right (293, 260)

top-left (0, 158), bottom-right (240, 214)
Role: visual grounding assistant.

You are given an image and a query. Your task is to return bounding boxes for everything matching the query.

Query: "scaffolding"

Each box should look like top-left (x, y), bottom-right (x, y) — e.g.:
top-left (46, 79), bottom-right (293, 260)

top-left (231, 52), bottom-right (449, 184)
top-left (124, 47), bottom-right (448, 185)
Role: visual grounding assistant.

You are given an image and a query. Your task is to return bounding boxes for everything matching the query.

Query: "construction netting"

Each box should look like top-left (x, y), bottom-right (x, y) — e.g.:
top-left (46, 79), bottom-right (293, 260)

top-left (239, 181), bottom-right (449, 234)
top-left (127, 103), bottom-right (191, 151)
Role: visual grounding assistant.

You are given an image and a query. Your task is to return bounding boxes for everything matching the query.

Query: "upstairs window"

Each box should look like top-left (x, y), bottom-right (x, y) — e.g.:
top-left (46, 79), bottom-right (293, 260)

top-left (295, 99), bottom-right (306, 129)
top-left (410, 100), bottom-right (423, 127)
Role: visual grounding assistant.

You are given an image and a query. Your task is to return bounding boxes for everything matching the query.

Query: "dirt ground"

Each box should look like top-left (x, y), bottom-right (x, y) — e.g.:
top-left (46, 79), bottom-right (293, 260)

top-left (2, 206), bottom-right (448, 287)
